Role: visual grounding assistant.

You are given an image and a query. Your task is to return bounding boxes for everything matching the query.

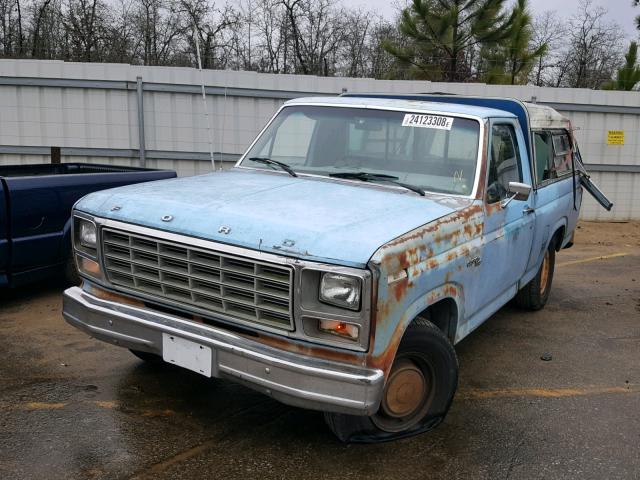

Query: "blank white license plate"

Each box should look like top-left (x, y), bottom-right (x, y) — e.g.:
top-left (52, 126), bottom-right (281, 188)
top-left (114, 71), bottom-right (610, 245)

top-left (162, 333), bottom-right (212, 377)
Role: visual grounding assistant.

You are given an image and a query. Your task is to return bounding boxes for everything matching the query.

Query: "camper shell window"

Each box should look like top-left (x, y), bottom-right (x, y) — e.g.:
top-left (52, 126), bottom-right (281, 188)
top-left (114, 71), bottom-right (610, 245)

top-left (533, 129), bottom-right (573, 186)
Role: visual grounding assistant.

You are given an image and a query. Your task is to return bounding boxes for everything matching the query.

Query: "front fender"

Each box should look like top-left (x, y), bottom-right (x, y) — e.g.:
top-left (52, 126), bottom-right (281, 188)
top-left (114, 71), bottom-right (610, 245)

top-left (366, 203), bottom-right (483, 376)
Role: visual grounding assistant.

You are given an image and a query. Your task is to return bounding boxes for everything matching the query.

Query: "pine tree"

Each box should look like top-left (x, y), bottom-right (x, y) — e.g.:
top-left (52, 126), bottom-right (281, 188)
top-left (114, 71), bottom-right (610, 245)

top-left (382, 0), bottom-right (518, 82)
top-left (483, 0), bottom-right (547, 85)
top-left (602, 42), bottom-right (640, 91)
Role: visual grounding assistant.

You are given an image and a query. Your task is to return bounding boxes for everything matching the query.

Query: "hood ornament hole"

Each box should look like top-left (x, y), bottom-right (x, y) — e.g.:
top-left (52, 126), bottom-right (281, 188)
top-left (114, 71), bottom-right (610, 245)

top-left (161, 215), bottom-right (173, 222)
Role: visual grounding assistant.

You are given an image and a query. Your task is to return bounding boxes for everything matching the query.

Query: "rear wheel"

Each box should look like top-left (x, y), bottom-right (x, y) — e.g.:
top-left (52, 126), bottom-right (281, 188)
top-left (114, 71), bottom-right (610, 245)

top-left (324, 318), bottom-right (458, 443)
top-left (515, 240), bottom-right (556, 310)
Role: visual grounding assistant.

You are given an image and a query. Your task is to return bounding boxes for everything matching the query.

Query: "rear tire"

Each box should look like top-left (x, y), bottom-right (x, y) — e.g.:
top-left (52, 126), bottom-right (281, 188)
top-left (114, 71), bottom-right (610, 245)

top-left (130, 349), bottom-right (164, 364)
top-left (324, 318), bottom-right (458, 443)
top-left (515, 240), bottom-right (556, 310)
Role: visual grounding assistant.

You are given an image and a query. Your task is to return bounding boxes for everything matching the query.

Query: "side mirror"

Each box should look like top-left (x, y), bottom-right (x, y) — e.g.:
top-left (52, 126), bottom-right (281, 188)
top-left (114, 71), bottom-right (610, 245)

top-left (500, 181), bottom-right (532, 207)
top-left (508, 181), bottom-right (532, 201)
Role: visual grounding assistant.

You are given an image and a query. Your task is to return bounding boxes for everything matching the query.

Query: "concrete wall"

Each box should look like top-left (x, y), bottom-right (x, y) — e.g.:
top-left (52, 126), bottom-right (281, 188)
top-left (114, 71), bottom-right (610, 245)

top-left (1, 59), bottom-right (639, 220)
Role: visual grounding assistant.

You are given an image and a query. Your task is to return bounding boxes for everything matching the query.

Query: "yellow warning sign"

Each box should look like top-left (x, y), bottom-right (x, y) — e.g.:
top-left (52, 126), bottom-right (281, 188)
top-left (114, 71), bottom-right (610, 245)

top-left (607, 130), bottom-right (624, 145)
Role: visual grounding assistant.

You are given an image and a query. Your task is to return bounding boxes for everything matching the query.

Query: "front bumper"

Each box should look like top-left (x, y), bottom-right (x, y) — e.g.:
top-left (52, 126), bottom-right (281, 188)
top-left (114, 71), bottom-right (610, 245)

top-left (62, 286), bottom-right (384, 415)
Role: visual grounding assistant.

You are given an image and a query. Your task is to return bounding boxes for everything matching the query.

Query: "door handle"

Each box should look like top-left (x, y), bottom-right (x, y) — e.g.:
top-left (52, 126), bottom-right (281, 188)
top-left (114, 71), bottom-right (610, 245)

top-left (523, 206), bottom-right (535, 215)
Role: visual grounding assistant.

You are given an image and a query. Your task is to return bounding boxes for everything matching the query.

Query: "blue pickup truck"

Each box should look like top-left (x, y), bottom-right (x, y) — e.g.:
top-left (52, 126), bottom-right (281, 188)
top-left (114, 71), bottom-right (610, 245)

top-left (0, 163), bottom-right (176, 288)
top-left (62, 95), bottom-right (611, 442)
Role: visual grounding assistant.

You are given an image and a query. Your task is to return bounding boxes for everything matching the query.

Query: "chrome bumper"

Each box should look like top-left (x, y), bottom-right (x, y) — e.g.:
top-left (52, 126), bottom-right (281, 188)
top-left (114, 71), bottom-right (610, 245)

top-left (62, 286), bottom-right (384, 415)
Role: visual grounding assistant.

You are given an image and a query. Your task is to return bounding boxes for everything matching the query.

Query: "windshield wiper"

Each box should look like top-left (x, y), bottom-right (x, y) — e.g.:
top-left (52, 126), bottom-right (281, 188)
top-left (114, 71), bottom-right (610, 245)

top-left (248, 157), bottom-right (297, 177)
top-left (329, 171), bottom-right (425, 196)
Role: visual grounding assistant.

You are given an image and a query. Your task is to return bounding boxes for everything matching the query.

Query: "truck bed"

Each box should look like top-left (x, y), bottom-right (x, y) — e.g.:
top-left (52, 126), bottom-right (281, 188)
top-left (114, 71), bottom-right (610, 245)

top-left (1, 162), bottom-right (177, 287)
top-left (0, 163), bottom-right (161, 177)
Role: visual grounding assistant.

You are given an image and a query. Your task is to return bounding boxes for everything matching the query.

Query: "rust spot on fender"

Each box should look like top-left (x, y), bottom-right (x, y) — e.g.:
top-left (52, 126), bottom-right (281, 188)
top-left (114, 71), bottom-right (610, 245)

top-left (382, 204), bottom-right (483, 251)
top-left (391, 277), bottom-right (409, 302)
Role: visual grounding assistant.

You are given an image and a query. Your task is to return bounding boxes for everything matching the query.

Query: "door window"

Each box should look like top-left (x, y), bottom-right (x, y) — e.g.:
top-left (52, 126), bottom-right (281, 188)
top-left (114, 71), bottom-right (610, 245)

top-left (487, 124), bottom-right (522, 204)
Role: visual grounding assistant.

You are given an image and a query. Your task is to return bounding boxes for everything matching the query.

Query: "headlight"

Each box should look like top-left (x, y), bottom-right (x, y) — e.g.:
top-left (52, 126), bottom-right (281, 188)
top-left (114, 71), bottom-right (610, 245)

top-left (79, 219), bottom-right (97, 249)
top-left (319, 273), bottom-right (361, 310)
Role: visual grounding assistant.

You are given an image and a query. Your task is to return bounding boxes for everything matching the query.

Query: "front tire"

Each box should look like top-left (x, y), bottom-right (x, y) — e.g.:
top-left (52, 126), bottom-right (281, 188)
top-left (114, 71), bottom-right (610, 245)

top-left (324, 318), bottom-right (458, 443)
top-left (515, 240), bottom-right (556, 311)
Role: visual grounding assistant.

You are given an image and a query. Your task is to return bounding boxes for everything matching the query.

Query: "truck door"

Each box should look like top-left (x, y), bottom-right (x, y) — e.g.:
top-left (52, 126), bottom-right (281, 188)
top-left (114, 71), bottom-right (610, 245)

top-left (477, 120), bottom-right (536, 310)
top-left (0, 179), bottom-right (8, 275)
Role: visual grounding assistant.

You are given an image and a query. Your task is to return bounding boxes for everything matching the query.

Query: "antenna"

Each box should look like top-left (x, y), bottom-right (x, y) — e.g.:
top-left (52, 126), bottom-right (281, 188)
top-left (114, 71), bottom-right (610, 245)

top-left (220, 69), bottom-right (228, 171)
top-left (193, 21), bottom-right (216, 171)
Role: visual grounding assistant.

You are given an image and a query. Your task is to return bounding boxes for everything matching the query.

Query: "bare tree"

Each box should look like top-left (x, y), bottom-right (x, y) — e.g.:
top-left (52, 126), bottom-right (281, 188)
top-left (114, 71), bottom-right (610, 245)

top-left (339, 8), bottom-right (372, 77)
top-left (134, 0), bottom-right (184, 65)
top-left (179, 0), bottom-right (238, 69)
top-left (553, 0), bottom-right (624, 88)
top-left (30, 0), bottom-right (52, 57)
top-left (529, 11), bottom-right (567, 86)
top-left (64, 0), bottom-right (106, 61)
top-left (0, 0), bottom-right (19, 55)
top-left (255, 0), bottom-right (288, 72)
top-left (280, 0), bottom-right (345, 76)
top-left (103, 0), bottom-right (139, 63)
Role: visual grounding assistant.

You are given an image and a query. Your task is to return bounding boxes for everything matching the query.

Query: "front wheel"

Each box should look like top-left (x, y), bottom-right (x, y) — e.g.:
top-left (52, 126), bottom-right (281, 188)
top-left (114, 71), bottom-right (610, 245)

top-left (324, 318), bottom-right (458, 443)
top-left (515, 240), bottom-right (556, 310)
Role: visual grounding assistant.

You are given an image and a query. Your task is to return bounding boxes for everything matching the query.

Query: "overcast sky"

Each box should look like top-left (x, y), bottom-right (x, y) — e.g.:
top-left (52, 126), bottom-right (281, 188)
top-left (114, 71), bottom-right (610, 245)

top-left (354, 0), bottom-right (639, 40)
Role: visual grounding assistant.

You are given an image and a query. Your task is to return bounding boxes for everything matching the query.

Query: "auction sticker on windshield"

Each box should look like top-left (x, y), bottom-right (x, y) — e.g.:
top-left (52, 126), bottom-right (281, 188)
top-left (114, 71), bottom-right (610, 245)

top-left (402, 114), bottom-right (454, 130)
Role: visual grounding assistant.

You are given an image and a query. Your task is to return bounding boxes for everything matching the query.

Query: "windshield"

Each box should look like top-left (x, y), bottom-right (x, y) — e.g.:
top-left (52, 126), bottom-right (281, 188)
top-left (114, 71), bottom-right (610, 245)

top-left (240, 105), bottom-right (481, 196)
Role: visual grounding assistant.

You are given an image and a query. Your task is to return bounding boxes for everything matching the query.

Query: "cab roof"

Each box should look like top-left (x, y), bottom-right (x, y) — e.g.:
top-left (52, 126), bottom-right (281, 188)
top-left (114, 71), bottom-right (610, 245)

top-left (286, 96), bottom-right (517, 120)
top-left (339, 93), bottom-right (572, 159)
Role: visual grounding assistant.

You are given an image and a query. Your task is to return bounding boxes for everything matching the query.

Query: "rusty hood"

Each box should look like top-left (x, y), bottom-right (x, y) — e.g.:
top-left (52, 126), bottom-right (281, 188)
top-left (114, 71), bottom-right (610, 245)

top-left (75, 169), bottom-right (471, 268)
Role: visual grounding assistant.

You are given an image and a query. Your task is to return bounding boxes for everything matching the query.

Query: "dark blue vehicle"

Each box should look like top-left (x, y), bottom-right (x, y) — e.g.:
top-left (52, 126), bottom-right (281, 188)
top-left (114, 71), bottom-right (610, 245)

top-left (0, 163), bottom-right (176, 287)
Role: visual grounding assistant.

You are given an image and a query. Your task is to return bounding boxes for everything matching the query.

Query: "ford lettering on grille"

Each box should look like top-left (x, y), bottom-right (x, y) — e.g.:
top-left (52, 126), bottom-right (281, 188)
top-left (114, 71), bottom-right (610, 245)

top-left (101, 228), bottom-right (293, 330)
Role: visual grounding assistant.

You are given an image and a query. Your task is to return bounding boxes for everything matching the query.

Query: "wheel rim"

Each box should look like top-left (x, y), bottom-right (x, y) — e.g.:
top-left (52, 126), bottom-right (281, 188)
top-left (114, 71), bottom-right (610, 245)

top-left (372, 357), bottom-right (434, 432)
top-left (540, 250), bottom-right (550, 296)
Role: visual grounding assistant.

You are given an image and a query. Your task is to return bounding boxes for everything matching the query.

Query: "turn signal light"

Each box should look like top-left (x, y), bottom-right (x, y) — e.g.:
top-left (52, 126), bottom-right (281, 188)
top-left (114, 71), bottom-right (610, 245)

top-left (318, 319), bottom-right (359, 340)
top-left (77, 255), bottom-right (103, 279)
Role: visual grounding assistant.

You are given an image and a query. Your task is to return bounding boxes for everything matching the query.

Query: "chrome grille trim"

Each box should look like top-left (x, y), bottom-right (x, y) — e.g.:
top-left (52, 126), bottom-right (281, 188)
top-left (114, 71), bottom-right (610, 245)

top-left (101, 228), bottom-right (294, 330)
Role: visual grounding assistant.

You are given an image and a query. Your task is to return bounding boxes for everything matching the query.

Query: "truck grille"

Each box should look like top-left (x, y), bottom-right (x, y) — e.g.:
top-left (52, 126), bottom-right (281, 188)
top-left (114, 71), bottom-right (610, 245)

top-left (101, 228), bottom-right (294, 330)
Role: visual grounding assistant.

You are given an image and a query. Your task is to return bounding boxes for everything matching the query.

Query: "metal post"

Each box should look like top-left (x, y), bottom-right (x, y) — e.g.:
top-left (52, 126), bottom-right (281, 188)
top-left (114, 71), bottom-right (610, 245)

top-left (136, 76), bottom-right (146, 168)
top-left (50, 146), bottom-right (61, 164)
